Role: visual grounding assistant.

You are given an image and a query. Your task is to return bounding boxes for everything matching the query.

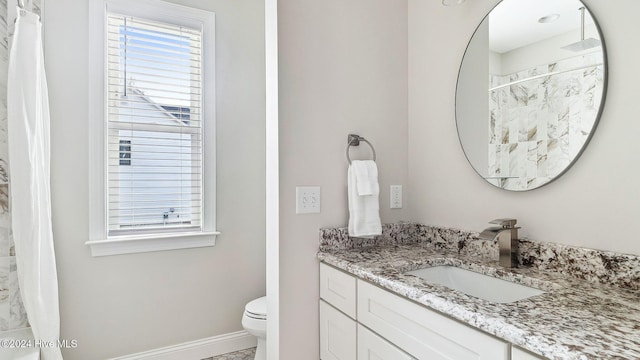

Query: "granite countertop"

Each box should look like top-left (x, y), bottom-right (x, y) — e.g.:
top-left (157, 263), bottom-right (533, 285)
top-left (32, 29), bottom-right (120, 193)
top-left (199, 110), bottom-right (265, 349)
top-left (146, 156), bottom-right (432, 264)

top-left (318, 243), bottom-right (640, 360)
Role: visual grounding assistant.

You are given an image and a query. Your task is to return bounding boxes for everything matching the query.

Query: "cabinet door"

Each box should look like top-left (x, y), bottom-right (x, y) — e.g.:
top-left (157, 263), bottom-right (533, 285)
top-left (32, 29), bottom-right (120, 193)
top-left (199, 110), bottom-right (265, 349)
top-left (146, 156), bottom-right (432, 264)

top-left (357, 281), bottom-right (509, 360)
top-left (320, 300), bottom-right (356, 360)
top-left (358, 324), bottom-right (414, 360)
top-left (320, 263), bottom-right (357, 318)
top-left (512, 347), bottom-right (546, 360)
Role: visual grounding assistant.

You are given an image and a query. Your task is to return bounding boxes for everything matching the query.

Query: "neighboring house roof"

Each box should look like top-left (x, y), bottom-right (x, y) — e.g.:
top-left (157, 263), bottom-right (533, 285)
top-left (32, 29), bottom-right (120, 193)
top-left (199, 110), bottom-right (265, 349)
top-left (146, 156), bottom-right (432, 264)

top-left (161, 105), bottom-right (191, 123)
top-left (125, 87), bottom-right (191, 125)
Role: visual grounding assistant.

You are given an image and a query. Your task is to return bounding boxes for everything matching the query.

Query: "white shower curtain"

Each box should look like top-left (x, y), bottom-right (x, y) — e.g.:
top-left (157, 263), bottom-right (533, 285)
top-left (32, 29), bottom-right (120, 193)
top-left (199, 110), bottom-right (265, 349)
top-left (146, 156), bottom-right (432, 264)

top-left (7, 7), bottom-right (62, 360)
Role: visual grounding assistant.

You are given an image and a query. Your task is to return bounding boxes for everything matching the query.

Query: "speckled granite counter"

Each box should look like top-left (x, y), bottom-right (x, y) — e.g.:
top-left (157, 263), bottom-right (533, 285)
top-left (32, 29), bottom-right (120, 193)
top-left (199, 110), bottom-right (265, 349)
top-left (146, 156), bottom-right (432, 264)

top-left (318, 224), bottom-right (640, 360)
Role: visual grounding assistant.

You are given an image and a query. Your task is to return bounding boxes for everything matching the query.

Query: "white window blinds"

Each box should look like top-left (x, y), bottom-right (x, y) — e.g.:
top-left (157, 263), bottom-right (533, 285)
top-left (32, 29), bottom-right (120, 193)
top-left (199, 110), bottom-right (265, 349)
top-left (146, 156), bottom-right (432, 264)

top-left (106, 13), bottom-right (203, 236)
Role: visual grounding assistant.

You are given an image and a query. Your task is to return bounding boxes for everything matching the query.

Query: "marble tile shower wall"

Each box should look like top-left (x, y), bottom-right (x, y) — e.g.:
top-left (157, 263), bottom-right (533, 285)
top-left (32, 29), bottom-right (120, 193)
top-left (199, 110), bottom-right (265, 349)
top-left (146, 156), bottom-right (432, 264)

top-left (0, 0), bottom-right (42, 332)
top-left (488, 52), bottom-right (604, 190)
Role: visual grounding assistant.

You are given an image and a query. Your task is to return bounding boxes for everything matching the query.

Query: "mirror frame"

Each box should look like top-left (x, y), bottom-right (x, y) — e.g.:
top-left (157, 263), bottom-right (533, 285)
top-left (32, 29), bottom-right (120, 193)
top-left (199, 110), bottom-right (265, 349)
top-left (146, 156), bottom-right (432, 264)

top-left (455, 0), bottom-right (608, 191)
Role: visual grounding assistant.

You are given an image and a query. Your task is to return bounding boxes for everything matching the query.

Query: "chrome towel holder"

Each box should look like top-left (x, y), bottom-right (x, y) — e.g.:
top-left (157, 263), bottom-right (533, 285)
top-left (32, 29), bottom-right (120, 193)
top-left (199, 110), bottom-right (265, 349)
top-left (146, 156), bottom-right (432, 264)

top-left (346, 134), bottom-right (376, 164)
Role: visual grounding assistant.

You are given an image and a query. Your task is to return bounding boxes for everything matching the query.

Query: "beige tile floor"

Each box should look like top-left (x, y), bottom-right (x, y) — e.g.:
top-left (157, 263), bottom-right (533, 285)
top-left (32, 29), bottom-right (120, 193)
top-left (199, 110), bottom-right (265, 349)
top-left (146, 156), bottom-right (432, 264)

top-left (202, 347), bottom-right (256, 360)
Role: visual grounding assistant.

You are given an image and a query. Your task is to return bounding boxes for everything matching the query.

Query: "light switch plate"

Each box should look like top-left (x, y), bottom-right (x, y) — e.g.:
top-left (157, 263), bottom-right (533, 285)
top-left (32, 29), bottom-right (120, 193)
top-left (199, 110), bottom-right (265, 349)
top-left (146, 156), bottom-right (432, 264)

top-left (390, 185), bottom-right (402, 209)
top-left (296, 186), bottom-right (321, 214)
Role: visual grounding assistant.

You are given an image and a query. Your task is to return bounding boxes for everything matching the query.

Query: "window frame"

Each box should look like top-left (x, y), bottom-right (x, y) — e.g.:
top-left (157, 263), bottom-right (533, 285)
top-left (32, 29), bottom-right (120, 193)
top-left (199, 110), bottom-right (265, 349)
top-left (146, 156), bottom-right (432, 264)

top-left (87, 0), bottom-right (218, 257)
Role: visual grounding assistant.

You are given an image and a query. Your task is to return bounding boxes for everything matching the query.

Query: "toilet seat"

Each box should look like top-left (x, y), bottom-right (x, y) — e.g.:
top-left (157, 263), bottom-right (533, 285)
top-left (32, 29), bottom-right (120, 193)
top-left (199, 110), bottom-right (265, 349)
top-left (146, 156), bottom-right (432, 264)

top-left (245, 311), bottom-right (266, 320)
top-left (244, 296), bottom-right (267, 320)
top-left (242, 296), bottom-right (267, 360)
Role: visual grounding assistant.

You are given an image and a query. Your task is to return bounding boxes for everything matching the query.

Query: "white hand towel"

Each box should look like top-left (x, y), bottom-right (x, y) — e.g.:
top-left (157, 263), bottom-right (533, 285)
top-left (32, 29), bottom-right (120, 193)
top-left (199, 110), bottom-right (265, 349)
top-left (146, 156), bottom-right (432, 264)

top-left (348, 160), bottom-right (382, 237)
top-left (351, 160), bottom-right (380, 196)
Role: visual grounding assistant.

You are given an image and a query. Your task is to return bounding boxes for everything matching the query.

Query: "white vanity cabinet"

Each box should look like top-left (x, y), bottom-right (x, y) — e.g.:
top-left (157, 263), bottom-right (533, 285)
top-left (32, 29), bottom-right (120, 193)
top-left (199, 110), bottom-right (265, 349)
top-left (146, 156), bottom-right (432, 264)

top-left (320, 262), bottom-right (357, 318)
top-left (320, 300), bottom-right (357, 360)
top-left (357, 324), bottom-right (414, 360)
top-left (512, 347), bottom-right (545, 360)
top-left (320, 263), bottom-right (357, 360)
top-left (320, 263), bottom-right (515, 360)
top-left (358, 280), bottom-right (509, 360)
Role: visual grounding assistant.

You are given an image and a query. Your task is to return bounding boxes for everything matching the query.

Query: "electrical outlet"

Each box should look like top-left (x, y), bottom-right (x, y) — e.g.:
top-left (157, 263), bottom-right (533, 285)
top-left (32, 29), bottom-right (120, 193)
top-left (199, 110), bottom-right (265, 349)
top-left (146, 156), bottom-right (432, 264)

top-left (296, 186), bottom-right (321, 214)
top-left (390, 185), bottom-right (402, 209)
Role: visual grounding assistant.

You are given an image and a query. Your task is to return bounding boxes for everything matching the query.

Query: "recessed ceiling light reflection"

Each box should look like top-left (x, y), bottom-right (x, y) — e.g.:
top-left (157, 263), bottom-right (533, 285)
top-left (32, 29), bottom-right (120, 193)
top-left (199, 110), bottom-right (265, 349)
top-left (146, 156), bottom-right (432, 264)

top-left (442, 0), bottom-right (466, 6)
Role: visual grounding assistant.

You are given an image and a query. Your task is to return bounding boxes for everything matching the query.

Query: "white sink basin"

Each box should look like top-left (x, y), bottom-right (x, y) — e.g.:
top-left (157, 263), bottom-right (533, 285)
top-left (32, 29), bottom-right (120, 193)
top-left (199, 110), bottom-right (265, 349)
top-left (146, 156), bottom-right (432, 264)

top-left (406, 266), bottom-right (544, 303)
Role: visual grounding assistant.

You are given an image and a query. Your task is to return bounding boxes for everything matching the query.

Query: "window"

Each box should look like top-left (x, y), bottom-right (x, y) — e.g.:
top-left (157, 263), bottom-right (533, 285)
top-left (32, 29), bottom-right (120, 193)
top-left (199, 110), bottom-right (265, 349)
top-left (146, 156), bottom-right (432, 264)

top-left (107, 13), bottom-right (203, 235)
top-left (88, 0), bottom-right (217, 256)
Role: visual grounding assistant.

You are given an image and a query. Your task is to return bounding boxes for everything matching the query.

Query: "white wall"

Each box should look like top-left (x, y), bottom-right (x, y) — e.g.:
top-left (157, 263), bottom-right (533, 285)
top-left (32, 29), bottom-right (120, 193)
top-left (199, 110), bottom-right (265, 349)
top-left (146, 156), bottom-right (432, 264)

top-left (278, 0), bottom-right (409, 358)
top-left (408, 0), bottom-right (640, 256)
top-left (45, 0), bottom-right (266, 358)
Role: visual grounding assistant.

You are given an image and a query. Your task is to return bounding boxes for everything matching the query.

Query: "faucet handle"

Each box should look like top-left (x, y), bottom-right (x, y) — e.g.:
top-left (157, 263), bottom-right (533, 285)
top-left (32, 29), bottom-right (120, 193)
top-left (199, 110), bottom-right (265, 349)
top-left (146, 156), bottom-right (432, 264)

top-left (489, 218), bottom-right (517, 228)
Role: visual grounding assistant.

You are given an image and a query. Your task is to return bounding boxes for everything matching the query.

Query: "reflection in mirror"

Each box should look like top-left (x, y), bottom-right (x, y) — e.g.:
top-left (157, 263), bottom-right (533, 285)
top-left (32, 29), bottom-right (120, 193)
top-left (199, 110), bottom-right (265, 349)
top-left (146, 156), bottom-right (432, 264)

top-left (456, 0), bottom-right (606, 191)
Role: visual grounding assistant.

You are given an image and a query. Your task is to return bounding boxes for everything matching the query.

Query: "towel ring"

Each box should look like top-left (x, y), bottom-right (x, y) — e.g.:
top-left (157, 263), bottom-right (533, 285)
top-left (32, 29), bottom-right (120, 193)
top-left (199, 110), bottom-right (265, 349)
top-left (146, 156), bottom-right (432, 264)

top-left (346, 134), bottom-right (376, 164)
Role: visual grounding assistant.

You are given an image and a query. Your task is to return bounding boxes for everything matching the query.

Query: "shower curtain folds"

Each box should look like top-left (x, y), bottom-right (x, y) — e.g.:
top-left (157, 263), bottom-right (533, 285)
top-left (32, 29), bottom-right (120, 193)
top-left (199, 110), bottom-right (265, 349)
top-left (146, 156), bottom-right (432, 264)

top-left (8, 7), bottom-right (63, 360)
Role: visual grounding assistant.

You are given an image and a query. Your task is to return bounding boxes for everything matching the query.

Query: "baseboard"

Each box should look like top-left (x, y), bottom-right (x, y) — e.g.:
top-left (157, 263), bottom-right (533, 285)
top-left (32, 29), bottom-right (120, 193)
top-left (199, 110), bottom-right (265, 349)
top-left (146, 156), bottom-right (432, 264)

top-left (109, 330), bottom-right (257, 360)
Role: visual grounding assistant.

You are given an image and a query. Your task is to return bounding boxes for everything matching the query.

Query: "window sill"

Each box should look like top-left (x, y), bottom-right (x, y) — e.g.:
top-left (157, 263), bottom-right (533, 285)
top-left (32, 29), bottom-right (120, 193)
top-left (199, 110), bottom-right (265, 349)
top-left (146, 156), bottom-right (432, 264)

top-left (85, 231), bottom-right (220, 257)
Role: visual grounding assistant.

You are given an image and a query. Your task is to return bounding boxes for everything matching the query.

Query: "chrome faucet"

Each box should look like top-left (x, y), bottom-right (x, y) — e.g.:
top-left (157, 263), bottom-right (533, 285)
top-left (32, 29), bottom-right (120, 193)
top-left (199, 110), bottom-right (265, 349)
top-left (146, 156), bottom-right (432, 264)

top-left (479, 218), bottom-right (520, 268)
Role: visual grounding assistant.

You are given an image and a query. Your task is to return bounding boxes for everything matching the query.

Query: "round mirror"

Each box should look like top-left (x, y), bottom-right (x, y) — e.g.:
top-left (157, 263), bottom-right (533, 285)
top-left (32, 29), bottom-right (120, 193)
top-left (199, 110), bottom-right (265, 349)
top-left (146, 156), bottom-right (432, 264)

top-left (456, 0), bottom-right (607, 191)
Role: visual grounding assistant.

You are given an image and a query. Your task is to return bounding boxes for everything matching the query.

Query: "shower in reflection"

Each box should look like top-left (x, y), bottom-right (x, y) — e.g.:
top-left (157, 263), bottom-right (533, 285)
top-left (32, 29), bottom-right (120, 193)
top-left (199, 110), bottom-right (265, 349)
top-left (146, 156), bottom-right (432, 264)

top-left (562, 7), bottom-right (601, 52)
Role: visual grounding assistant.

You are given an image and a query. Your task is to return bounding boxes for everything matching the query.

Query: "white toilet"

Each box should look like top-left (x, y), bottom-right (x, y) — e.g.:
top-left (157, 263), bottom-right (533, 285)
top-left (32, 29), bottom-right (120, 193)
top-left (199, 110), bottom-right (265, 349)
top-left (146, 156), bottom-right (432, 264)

top-left (242, 296), bottom-right (267, 360)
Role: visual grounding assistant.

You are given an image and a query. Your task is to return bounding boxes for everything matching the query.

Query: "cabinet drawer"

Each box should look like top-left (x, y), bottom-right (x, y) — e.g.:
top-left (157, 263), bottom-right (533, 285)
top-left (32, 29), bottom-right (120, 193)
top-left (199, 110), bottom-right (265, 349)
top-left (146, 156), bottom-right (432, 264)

top-left (320, 300), bottom-right (356, 360)
top-left (357, 281), bottom-right (509, 360)
top-left (358, 324), bottom-right (414, 360)
top-left (512, 347), bottom-right (546, 360)
top-left (320, 263), bottom-right (356, 318)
